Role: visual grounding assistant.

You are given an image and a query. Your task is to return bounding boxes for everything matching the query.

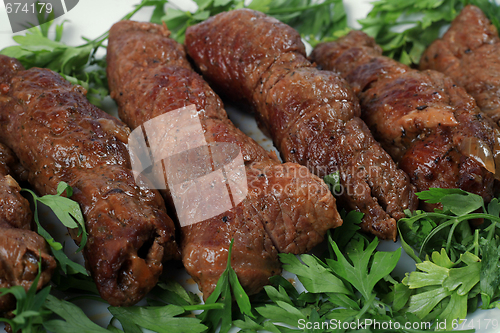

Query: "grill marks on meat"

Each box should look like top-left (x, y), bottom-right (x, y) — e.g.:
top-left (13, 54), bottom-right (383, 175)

top-left (420, 5), bottom-right (500, 126)
top-left (0, 142), bottom-right (56, 314)
top-left (0, 55), bottom-right (178, 307)
top-left (185, 9), bottom-right (417, 240)
top-left (106, 20), bottom-right (340, 297)
top-left (311, 31), bottom-right (499, 205)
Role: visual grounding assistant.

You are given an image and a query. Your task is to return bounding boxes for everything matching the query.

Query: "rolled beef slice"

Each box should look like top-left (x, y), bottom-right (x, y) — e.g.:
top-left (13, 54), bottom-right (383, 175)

top-left (311, 31), bottom-right (500, 207)
top-left (185, 9), bottom-right (418, 240)
top-left (0, 142), bottom-right (56, 314)
top-left (106, 20), bottom-right (341, 297)
top-left (421, 5), bottom-right (500, 126)
top-left (0, 54), bottom-right (178, 306)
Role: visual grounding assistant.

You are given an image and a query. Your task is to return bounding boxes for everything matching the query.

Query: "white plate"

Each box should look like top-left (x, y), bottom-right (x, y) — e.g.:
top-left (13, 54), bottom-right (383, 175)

top-left (1, 1), bottom-right (500, 332)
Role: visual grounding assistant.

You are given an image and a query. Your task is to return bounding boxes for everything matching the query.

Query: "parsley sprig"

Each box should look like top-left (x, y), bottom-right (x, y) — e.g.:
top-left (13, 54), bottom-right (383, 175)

top-left (0, 0), bottom-right (170, 106)
top-left (0, 19), bottom-right (108, 106)
top-left (399, 189), bottom-right (500, 261)
top-left (397, 188), bottom-right (500, 322)
top-left (399, 250), bottom-right (481, 330)
top-left (22, 182), bottom-right (88, 276)
top-left (197, 239), bottom-right (253, 333)
top-left (234, 233), bottom-right (431, 332)
top-left (0, 261), bottom-right (51, 333)
top-left (233, 185), bottom-right (500, 332)
top-left (153, 0), bottom-right (348, 45)
top-left (359, 0), bottom-right (500, 66)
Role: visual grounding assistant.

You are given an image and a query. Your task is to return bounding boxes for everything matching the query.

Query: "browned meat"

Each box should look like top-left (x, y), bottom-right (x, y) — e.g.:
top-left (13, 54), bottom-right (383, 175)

top-left (185, 9), bottom-right (417, 240)
top-left (0, 143), bottom-right (56, 314)
top-left (0, 55), bottom-right (178, 306)
top-left (311, 31), bottom-right (500, 206)
top-left (0, 228), bottom-right (56, 314)
top-left (106, 20), bottom-right (340, 297)
top-left (0, 143), bottom-right (31, 230)
top-left (420, 5), bottom-right (500, 125)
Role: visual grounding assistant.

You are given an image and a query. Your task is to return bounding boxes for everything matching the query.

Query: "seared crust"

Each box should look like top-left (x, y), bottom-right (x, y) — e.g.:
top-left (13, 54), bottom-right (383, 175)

top-left (0, 143), bottom-right (56, 314)
top-left (107, 20), bottom-right (340, 297)
top-left (311, 31), bottom-right (499, 206)
top-left (420, 5), bottom-right (500, 125)
top-left (0, 227), bottom-right (56, 313)
top-left (185, 9), bottom-right (418, 240)
top-left (0, 143), bottom-right (31, 230)
top-left (0, 55), bottom-right (178, 306)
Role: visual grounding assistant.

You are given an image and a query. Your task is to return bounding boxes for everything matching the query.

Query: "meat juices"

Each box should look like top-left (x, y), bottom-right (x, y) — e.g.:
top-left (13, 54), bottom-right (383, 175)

top-left (311, 31), bottom-right (500, 205)
top-left (0, 55), bottom-right (178, 306)
top-left (421, 5), bottom-right (500, 126)
top-left (0, 142), bottom-right (56, 313)
top-left (185, 9), bottom-right (417, 240)
top-left (107, 20), bottom-right (340, 297)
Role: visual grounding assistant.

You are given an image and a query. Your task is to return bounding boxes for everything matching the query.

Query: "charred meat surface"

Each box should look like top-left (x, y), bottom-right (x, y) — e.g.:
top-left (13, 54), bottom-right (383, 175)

top-left (0, 55), bottom-right (178, 307)
top-left (0, 142), bottom-right (56, 314)
top-left (420, 5), bottom-right (500, 126)
top-left (311, 31), bottom-right (500, 207)
top-left (107, 20), bottom-right (340, 297)
top-left (185, 9), bottom-right (417, 240)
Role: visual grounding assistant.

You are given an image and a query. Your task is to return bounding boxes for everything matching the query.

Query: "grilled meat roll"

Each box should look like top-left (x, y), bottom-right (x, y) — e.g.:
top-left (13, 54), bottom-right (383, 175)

top-left (420, 5), bottom-right (500, 126)
top-left (0, 55), bottom-right (178, 306)
top-left (0, 142), bottom-right (56, 314)
top-left (311, 31), bottom-right (500, 205)
top-left (106, 20), bottom-right (340, 297)
top-left (185, 9), bottom-right (417, 240)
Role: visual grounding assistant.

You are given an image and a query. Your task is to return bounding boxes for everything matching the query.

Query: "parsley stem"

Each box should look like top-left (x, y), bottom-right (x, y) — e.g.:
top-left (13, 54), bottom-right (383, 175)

top-left (355, 293), bottom-right (376, 320)
top-left (474, 228), bottom-right (479, 257)
top-left (183, 303), bottom-right (224, 312)
top-left (446, 219), bottom-right (460, 254)
top-left (403, 212), bottom-right (500, 225)
top-left (486, 221), bottom-right (497, 241)
top-left (381, 20), bottom-right (420, 26)
top-left (454, 213), bottom-right (500, 224)
top-left (400, 212), bottom-right (455, 223)
top-left (265, 0), bottom-right (339, 15)
top-left (408, 212), bottom-right (500, 257)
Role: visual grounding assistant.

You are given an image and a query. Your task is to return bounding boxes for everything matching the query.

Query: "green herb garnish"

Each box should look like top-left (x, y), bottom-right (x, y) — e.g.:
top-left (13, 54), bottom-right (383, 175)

top-left (359, 0), bottom-right (500, 66)
top-left (153, 0), bottom-right (348, 45)
top-left (22, 182), bottom-right (88, 276)
top-left (0, 0), bottom-right (171, 106)
top-left (197, 238), bottom-right (253, 333)
top-left (0, 260), bottom-right (51, 333)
